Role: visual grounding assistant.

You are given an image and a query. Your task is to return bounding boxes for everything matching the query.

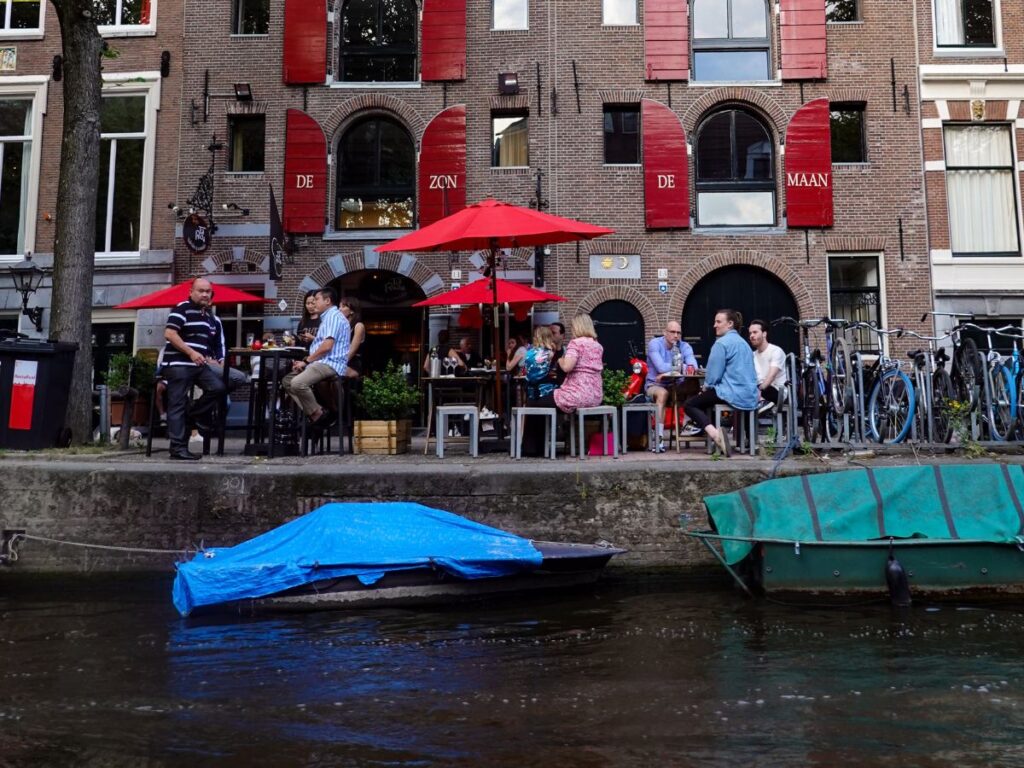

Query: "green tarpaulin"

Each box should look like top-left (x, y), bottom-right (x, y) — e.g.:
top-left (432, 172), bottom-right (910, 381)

top-left (704, 464), bottom-right (1024, 565)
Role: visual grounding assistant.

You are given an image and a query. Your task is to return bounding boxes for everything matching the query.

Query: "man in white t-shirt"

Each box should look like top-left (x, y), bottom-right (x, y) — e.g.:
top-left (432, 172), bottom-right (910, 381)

top-left (748, 319), bottom-right (787, 414)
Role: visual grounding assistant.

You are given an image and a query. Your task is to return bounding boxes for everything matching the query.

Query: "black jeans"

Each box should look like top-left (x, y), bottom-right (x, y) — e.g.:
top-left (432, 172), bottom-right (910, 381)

top-left (761, 385), bottom-right (779, 405)
top-left (164, 363), bottom-right (227, 452)
top-left (683, 387), bottom-right (727, 432)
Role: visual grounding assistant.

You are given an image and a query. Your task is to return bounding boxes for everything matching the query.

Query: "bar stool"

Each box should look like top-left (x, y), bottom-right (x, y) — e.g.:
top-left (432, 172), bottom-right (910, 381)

top-left (712, 404), bottom-right (757, 456)
top-left (569, 405), bottom-right (619, 458)
top-left (620, 401), bottom-right (657, 454)
top-left (509, 406), bottom-right (559, 459)
top-left (436, 405), bottom-right (479, 458)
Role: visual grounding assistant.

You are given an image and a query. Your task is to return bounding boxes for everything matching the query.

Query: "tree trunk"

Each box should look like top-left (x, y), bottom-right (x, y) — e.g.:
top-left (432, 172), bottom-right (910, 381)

top-left (49, 0), bottom-right (103, 444)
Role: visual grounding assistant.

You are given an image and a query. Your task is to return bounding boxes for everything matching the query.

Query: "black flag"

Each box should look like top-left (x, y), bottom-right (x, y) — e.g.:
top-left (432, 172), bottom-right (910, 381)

top-left (269, 185), bottom-right (285, 282)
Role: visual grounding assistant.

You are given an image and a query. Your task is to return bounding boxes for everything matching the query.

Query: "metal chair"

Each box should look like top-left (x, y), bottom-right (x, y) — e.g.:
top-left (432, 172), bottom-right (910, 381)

top-left (436, 405), bottom-right (479, 458)
top-left (620, 401), bottom-right (657, 454)
top-left (569, 405), bottom-right (619, 459)
top-left (509, 406), bottom-right (559, 459)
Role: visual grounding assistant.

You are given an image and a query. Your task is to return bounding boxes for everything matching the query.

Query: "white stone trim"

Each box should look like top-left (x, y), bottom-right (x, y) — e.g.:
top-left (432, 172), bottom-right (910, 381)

top-left (936, 100), bottom-right (950, 120)
top-left (922, 118), bottom-right (942, 128)
top-left (925, 160), bottom-right (945, 171)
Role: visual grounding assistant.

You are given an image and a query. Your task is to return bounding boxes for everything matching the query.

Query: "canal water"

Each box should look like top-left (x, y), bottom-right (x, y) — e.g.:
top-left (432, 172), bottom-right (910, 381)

top-left (3, 572), bottom-right (1024, 767)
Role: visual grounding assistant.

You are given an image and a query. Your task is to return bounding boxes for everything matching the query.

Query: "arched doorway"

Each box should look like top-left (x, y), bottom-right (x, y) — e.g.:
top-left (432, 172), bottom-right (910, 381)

top-left (681, 265), bottom-right (798, 363)
top-left (592, 300), bottom-right (645, 372)
top-left (329, 269), bottom-right (426, 375)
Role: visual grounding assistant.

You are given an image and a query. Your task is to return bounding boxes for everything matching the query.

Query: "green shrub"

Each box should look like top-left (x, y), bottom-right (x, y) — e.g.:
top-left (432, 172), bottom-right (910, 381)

top-left (356, 361), bottom-right (420, 420)
top-left (104, 353), bottom-right (155, 396)
top-left (602, 368), bottom-right (630, 408)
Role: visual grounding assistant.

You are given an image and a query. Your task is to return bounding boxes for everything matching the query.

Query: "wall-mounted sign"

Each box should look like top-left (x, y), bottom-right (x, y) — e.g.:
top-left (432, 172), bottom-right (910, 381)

top-left (0, 47), bottom-right (15, 72)
top-left (183, 213), bottom-right (211, 254)
top-left (590, 254), bottom-right (641, 280)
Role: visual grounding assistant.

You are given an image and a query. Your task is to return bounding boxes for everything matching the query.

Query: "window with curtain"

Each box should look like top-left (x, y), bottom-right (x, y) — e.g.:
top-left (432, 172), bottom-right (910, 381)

top-left (944, 124), bottom-right (1018, 255)
top-left (695, 108), bottom-right (775, 226)
top-left (0, 98), bottom-right (32, 255)
top-left (96, 95), bottom-right (146, 253)
top-left (692, 0), bottom-right (770, 82)
top-left (603, 0), bottom-right (637, 25)
top-left (232, 0), bottom-right (268, 34)
top-left (340, 0), bottom-right (417, 82)
top-left (0, 0), bottom-right (42, 31)
top-left (603, 106), bottom-right (640, 164)
top-left (934, 0), bottom-right (995, 47)
top-left (493, 0), bottom-right (528, 30)
top-left (828, 255), bottom-right (882, 352)
top-left (492, 113), bottom-right (529, 167)
top-left (228, 115), bottom-right (265, 172)
top-left (336, 116), bottom-right (415, 229)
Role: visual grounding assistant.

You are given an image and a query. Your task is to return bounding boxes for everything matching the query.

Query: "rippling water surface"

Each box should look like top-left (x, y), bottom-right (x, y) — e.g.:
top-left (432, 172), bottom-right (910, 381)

top-left (3, 573), bottom-right (1024, 766)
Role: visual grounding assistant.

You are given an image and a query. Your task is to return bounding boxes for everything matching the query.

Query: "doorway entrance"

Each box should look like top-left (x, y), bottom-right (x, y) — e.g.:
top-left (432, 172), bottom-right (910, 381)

top-left (592, 300), bottom-right (645, 372)
top-left (681, 266), bottom-right (799, 363)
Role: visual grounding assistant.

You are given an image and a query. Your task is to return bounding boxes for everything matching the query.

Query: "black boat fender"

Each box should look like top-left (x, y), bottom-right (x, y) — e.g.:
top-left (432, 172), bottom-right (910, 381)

top-left (885, 538), bottom-right (912, 607)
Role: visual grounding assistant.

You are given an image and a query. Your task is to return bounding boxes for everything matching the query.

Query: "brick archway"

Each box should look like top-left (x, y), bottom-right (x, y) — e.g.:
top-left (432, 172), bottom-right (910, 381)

top-left (298, 248), bottom-right (444, 299)
top-left (666, 251), bottom-right (817, 322)
top-left (321, 94), bottom-right (428, 141)
top-left (574, 286), bottom-right (661, 336)
top-left (681, 87), bottom-right (788, 134)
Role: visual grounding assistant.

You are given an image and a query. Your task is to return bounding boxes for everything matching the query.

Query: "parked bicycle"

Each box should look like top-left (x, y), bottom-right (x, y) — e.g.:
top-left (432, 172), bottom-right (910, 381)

top-left (961, 323), bottom-right (1016, 441)
top-left (901, 328), bottom-right (955, 443)
top-left (922, 311), bottom-right (982, 413)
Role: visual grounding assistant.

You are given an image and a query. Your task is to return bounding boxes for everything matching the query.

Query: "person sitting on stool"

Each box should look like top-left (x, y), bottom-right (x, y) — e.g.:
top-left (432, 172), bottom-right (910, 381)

top-left (748, 318), bottom-right (787, 414)
top-left (644, 320), bottom-right (697, 453)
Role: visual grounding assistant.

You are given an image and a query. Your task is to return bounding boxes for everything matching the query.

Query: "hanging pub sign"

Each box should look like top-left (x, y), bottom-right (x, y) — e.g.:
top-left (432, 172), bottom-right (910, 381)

top-left (183, 213), bottom-right (211, 254)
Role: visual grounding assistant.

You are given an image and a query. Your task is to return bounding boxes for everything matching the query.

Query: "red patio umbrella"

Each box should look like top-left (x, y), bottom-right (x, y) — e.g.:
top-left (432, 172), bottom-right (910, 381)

top-left (115, 281), bottom-right (273, 309)
top-left (412, 277), bottom-right (565, 307)
top-left (377, 199), bottom-right (613, 416)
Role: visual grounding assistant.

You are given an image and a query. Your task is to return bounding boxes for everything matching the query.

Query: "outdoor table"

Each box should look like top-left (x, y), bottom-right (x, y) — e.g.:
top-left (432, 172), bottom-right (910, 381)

top-left (422, 373), bottom-right (496, 455)
top-left (222, 346), bottom-right (306, 457)
top-left (661, 370), bottom-right (705, 451)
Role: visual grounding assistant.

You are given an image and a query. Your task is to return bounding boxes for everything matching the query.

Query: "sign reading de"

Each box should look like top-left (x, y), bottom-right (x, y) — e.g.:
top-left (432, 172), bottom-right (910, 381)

top-left (183, 213), bottom-right (211, 254)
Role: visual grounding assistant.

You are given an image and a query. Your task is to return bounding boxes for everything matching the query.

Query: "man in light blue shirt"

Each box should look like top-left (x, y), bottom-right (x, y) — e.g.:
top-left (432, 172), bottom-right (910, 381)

top-left (645, 321), bottom-right (698, 452)
top-left (282, 287), bottom-right (351, 429)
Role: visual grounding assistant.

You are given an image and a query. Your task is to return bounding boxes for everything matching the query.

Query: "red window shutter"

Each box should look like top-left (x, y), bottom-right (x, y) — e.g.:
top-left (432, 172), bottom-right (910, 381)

top-left (785, 98), bottom-right (832, 228)
top-left (283, 0), bottom-right (326, 85)
top-left (283, 109), bottom-right (327, 234)
top-left (644, 0), bottom-right (689, 81)
top-left (642, 99), bottom-right (689, 229)
top-left (780, 0), bottom-right (827, 80)
top-left (418, 105), bottom-right (467, 226)
top-left (421, 0), bottom-right (467, 82)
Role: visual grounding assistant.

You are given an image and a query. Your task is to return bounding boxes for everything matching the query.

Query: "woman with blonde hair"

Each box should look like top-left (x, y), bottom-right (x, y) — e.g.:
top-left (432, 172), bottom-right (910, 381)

top-left (550, 313), bottom-right (603, 413)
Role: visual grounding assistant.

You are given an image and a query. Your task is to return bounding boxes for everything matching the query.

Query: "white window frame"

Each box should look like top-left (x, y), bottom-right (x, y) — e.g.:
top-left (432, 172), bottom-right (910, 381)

top-left (825, 252), bottom-right (888, 353)
top-left (0, 0), bottom-right (45, 40)
top-left (603, 0), bottom-right (637, 26)
top-left (96, 71), bottom-right (160, 261)
top-left (98, 0), bottom-right (157, 37)
top-left (0, 75), bottom-right (46, 265)
top-left (493, 0), bottom-right (528, 30)
top-left (931, 0), bottom-right (1003, 56)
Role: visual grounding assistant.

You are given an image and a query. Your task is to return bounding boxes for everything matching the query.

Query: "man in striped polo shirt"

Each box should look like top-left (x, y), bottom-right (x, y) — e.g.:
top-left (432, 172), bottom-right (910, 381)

top-left (282, 286), bottom-right (350, 430)
top-left (162, 278), bottom-right (227, 460)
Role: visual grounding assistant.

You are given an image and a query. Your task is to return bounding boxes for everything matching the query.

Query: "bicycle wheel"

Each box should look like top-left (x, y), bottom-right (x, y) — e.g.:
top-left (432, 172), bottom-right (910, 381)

top-left (868, 369), bottom-right (915, 443)
top-left (829, 336), bottom-right (853, 416)
top-left (986, 365), bottom-right (1015, 441)
top-left (953, 338), bottom-right (981, 411)
top-left (800, 369), bottom-right (820, 443)
top-left (931, 368), bottom-right (955, 443)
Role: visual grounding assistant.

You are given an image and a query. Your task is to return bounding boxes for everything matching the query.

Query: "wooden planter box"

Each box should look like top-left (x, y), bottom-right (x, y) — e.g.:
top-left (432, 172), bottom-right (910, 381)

top-left (354, 419), bottom-right (412, 455)
top-left (110, 395), bottom-right (150, 427)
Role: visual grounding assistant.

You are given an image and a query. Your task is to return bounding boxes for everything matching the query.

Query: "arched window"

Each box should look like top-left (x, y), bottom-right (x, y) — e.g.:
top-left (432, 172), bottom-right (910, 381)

top-left (695, 108), bottom-right (775, 226)
top-left (336, 116), bottom-right (415, 230)
top-left (692, 0), bottom-right (770, 82)
top-left (339, 0), bottom-right (417, 82)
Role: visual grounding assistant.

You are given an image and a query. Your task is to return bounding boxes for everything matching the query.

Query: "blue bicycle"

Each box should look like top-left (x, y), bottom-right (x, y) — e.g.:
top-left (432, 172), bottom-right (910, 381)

top-left (863, 325), bottom-right (916, 443)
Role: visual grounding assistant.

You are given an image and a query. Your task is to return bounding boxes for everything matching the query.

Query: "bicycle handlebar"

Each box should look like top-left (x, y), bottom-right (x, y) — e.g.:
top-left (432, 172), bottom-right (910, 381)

top-left (899, 329), bottom-right (952, 343)
top-left (921, 310), bottom-right (974, 322)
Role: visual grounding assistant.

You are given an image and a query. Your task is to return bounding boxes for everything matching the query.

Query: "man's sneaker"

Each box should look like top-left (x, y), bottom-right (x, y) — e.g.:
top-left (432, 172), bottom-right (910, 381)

top-left (757, 400), bottom-right (775, 415)
top-left (650, 441), bottom-right (666, 453)
top-left (681, 424), bottom-right (702, 437)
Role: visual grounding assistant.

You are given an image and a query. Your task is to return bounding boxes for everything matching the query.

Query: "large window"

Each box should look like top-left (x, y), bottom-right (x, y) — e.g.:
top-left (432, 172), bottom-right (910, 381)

top-left (826, 0), bottom-right (858, 21)
top-left (94, 0), bottom-right (155, 30)
top-left (603, 0), bottom-right (636, 25)
top-left (934, 0), bottom-right (995, 47)
top-left (830, 104), bottom-right (866, 163)
top-left (339, 0), bottom-right (417, 82)
top-left (829, 255), bottom-right (882, 352)
top-left (336, 116), bottom-right (414, 230)
top-left (96, 95), bottom-right (146, 253)
top-left (0, 99), bottom-right (31, 255)
top-left (695, 108), bottom-right (774, 226)
top-left (692, 0), bottom-right (770, 82)
top-left (492, 112), bottom-right (529, 167)
top-left (0, 0), bottom-right (42, 32)
top-left (228, 115), bottom-right (265, 173)
top-left (603, 106), bottom-right (639, 164)
top-left (494, 0), bottom-right (528, 30)
top-left (944, 124), bottom-right (1018, 255)
top-left (232, 0), bottom-right (268, 35)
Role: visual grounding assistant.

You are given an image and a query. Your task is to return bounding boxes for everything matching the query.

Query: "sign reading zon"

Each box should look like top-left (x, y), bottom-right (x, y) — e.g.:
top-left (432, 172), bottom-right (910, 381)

top-left (428, 175), bottom-right (458, 189)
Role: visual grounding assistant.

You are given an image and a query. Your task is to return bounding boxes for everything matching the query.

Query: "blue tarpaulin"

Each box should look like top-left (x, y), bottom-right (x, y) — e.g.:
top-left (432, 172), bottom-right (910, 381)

top-left (172, 502), bottom-right (543, 616)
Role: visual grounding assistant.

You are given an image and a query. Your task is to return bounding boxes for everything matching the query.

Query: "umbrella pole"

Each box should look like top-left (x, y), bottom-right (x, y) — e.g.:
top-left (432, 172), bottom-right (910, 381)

top-left (489, 245), bottom-right (503, 420)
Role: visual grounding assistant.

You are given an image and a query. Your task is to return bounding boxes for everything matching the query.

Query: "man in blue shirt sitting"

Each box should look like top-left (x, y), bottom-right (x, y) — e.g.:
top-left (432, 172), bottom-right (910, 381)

top-left (645, 321), bottom-right (698, 452)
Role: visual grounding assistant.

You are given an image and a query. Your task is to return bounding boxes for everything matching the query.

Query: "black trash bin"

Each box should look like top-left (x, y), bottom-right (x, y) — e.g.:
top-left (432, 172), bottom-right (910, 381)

top-left (0, 338), bottom-right (78, 449)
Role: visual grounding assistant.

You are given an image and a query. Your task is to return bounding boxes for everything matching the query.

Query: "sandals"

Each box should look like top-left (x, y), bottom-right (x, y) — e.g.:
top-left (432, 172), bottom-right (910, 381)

top-left (712, 428), bottom-right (731, 458)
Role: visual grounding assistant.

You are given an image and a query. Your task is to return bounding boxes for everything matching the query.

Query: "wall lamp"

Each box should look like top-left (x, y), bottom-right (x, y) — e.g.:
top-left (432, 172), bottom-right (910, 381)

top-left (222, 202), bottom-right (250, 216)
top-left (8, 253), bottom-right (47, 332)
top-left (191, 70), bottom-right (255, 125)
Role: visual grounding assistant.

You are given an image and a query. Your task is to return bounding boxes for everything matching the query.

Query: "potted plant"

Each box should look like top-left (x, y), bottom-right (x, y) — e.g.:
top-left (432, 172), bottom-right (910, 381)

top-left (354, 361), bottom-right (420, 454)
top-left (105, 353), bottom-right (156, 426)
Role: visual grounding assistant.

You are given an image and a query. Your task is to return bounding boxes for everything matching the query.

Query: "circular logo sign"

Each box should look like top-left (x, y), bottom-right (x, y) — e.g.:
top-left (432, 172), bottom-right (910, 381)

top-left (183, 213), bottom-right (211, 254)
top-left (270, 235), bottom-right (285, 280)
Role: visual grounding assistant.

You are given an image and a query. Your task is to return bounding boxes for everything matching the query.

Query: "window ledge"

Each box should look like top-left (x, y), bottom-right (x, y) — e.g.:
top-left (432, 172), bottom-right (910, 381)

top-left (0, 30), bottom-right (43, 40)
top-left (225, 171), bottom-right (265, 177)
top-left (689, 80), bottom-right (781, 88)
top-left (932, 47), bottom-right (1005, 58)
top-left (99, 26), bottom-right (156, 38)
top-left (490, 28), bottom-right (529, 33)
top-left (328, 81), bottom-right (421, 90)
top-left (833, 162), bottom-right (871, 168)
top-left (693, 226), bottom-right (785, 235)
top-left (324, 229), bottom-right (413, 241)
top-left (229, 34), bottom-right (270, 39)
top-left (601, 23), bottom-right (640, 28)
top-left (95, 251), bottom-right (143, 264)
top-left (601, 164), bottom-right (642, 170)
top-left (490, 166), bottom-right (531, 174)
top-left (826, 20), bottom-right (864, 25)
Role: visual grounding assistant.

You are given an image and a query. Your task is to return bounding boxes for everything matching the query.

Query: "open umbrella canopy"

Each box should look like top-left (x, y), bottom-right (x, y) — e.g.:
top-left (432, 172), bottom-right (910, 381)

top-left (114, 281), bottom-right (273, 309)
top-left (375, 198), bottom-right (614, 253)
top-left (413, 277), bottom-right (565, 307)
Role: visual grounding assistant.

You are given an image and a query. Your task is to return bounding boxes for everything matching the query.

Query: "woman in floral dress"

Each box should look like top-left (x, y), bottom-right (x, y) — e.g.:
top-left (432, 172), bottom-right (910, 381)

top-left (553, 314), bottom-right (604, 413)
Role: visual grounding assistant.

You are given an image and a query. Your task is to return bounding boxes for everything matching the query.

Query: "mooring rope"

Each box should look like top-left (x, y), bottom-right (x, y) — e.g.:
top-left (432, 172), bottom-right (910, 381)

top-left (13, 533), bottom-right (197, 557)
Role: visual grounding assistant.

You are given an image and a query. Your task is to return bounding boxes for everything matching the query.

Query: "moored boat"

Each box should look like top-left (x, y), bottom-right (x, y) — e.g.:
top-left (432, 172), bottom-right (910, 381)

top-left (684, 464), bottom-right (1024, 600)
top-left (173, 502), bottom-right (624, 616)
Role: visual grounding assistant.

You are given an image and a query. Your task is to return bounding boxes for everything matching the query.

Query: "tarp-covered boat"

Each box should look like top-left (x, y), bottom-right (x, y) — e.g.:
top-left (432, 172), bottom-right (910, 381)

top-left (685, 464), bottom-right (1024, 598)
top-left (173, 502), bottom-right (624, 616)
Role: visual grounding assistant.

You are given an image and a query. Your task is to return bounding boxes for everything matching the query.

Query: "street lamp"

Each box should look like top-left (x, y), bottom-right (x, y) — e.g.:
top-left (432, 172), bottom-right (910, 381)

top-left (8, 253), bottom-right (46, 332)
